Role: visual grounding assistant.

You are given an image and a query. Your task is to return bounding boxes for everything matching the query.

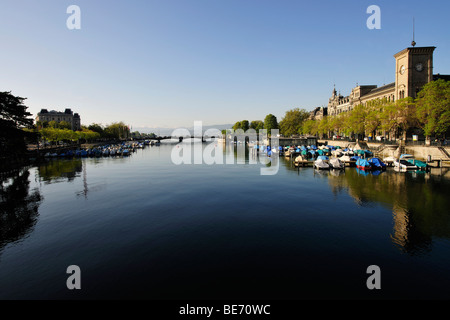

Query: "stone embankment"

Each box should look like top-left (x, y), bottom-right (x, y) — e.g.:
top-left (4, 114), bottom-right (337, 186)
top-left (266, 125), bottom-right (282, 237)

top-left (318, 139), bottom-right (450, 162)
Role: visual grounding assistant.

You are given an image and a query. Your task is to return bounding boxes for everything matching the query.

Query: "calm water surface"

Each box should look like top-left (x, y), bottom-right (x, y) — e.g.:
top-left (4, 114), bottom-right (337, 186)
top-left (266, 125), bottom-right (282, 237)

top-left (1, 142), bottom-right (450, 299)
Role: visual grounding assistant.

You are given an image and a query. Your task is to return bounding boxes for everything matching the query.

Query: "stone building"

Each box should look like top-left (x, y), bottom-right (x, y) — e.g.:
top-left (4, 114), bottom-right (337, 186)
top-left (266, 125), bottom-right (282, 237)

top-left (309, 106), bottom-right (327, 120)
top-left (324, 45), bottom-right (448, 117)
top-left (36, 108), bottom-right (81, 131)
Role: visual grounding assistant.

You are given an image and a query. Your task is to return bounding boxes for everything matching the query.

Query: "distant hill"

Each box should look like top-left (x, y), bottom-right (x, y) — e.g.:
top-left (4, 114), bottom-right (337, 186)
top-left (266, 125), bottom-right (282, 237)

top-left (133, 124), bottom-right (233, 136)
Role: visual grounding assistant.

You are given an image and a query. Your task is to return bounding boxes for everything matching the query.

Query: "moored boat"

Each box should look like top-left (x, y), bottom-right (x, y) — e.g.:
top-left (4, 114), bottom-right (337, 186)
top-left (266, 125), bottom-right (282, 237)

top-left (356, 158), bottom-right (372, 170)
top-left (368, 157), bottom-right (386, 170)
top-left (314, 156), bottom-right (329, 170)
top-left (329, 158), bottom-right (345, 170)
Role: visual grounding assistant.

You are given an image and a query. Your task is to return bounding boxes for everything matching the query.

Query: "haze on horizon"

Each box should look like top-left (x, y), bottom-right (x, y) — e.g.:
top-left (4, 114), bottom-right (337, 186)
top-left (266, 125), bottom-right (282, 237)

top-left (1, 0), bottom-right (449, 130)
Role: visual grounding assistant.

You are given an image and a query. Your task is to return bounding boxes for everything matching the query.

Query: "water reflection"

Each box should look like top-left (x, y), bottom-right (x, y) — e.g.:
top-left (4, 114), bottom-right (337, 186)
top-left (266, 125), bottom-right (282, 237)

top-left (326, 168), bottom-right (450, 255)
top-left (38, 159), bottom-right (82, 183)
top-left (0, 168), bottom-right (42, 250)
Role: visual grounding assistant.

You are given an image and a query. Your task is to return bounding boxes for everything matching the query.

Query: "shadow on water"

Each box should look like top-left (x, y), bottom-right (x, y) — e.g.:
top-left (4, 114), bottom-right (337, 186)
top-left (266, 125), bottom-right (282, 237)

top-left (0, 168), bottom-right (42, 251)
top-left (325, 167), bottom-right (450, 256)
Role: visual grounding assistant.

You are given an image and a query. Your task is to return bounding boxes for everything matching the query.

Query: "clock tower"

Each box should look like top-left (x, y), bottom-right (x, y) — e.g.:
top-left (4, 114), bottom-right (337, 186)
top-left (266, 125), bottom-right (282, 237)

top-left (394, 46), bottom-right (435, 100)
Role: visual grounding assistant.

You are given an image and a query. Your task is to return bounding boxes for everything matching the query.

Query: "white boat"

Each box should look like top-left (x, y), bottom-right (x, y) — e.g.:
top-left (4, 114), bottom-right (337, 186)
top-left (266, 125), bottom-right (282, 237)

top-left (342, 150), bottom-right (354, 156)
top-left (314, 159), bottom-right (330, 170)
top-left (393, 158), bottom-right (417, 170)
top-left (383, 156), bottom-right (396, 166)
top-left (329, 158), bottom-right (345, 169)
top-left (331, 149), bottom-right (343, 157)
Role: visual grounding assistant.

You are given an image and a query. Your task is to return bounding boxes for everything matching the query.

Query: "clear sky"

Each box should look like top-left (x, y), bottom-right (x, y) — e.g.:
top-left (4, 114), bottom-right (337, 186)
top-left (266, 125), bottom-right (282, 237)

top-left (1, 0), bottom-right (449, 129)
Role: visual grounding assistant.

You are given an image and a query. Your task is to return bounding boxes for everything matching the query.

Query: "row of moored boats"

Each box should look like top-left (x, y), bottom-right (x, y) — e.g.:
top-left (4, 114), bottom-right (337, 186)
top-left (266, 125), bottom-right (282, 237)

top-left (43, 140), bottom-right (160, 158)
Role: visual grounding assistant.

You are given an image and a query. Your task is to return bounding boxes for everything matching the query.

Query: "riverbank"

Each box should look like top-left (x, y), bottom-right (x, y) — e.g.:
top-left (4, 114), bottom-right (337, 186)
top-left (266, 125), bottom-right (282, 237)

top-left (318, 139), bottom-right (450, 164)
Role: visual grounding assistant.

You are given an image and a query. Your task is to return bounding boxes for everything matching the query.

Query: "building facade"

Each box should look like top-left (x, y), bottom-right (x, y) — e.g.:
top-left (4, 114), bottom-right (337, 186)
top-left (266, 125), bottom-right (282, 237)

top-left (36, 108), bottom-right (81, 131)
top-left (319, 45), bottom-right (446, 118)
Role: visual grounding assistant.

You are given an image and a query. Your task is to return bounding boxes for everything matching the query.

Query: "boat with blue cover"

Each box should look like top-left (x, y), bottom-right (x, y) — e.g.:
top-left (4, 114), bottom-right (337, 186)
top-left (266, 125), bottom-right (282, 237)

top-left (399, 154), bottom-right (428, 170)
top-left (356, 158), bottom-right (372, 170)
top-left (368, 157), bottom-right (386, 170)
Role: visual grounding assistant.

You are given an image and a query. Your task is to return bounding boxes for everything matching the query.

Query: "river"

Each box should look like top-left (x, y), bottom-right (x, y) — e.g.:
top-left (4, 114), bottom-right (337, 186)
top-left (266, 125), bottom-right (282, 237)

top-left (1, 141), bottom-right (450, 299)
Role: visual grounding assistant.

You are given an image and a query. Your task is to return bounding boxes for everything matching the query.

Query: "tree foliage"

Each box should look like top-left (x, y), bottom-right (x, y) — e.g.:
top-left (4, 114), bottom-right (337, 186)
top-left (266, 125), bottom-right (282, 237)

top-left (264, 114), bottom-right (278, 135)
top-left (279, 108), bottom-right (309, 137)
top-left (250, 120), bottom-right (264, 132)
top-left (0, 91), bottom-right (35, 155)
top-left (415, 79), bottom-right (450, 138)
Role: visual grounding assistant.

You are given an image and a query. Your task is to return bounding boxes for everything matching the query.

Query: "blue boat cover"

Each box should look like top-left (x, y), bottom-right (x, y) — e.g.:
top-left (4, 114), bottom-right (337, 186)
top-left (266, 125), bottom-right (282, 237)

top-left (369, 157), bottom-right (386, 168)
top-left (356, 158), bottom-right (370, 167)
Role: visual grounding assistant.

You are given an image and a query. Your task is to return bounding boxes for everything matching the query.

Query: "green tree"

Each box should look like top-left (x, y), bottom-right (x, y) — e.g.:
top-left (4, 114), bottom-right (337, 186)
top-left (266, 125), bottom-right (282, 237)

top-left (347, 104), bottom-right (366, 140)
top-left (415, 79), bottom-right (450, 139)
top-left (48, 120), bottom-right (58, 128)
top-left (0, 91), bottom-right (35, 156)
top-left (365, 106), bottom-right (381, 139)
top-left (250, 120), bottom-right (264, 132)
top-left (232, 121), bottom-right (241, 131)
top-left (240, 120), bottom-right (250, 132)
top-left (301, 119), bottom-right (318, 136)
top-left (104, 122), bottom-right (130, 140)
top-left (317, 116), bottom-right (329, 138)
top-left (279, 108), bottom-right (310, 137)
top-left (88, 123), bottom-right (105, 136)
top-left (394, 97), bottom-right (418, 140)
top-left (379, 101), bottom-right (397, 140)
top-left (58, 120), bottom-right (72, 130)
top-left (264, 114), bottom-right (278, 135)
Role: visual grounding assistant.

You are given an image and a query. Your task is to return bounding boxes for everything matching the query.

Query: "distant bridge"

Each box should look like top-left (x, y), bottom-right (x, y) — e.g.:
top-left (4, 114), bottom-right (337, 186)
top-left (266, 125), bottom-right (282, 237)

top-left (153, 136), bottom-right (217, 142)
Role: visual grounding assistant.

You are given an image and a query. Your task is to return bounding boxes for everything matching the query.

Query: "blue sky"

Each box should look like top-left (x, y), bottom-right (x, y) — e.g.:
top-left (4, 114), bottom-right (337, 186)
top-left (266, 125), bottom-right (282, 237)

top-left (1, 0), bottom-right (449, 129)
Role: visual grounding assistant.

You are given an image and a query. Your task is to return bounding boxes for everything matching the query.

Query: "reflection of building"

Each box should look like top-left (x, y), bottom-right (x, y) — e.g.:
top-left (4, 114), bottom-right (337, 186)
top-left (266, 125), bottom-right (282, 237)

top-left (36, 108), bottom-right (81, 131)
top-left (325, 169), bottom-right (444, 255)
top-left (316, 44), bottom-right (450, 117)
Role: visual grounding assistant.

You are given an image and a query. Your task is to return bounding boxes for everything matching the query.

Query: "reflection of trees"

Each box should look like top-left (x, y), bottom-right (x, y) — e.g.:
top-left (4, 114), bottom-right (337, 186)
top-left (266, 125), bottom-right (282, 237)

top-left (0, 169), bottom-right (42, 249)
top-left (327, 169), bottom-right (450, 255)
top-left (38, 159), bottom-right (82, 183)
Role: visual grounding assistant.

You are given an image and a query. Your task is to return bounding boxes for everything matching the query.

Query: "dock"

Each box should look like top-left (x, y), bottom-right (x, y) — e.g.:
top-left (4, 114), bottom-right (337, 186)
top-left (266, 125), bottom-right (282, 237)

top-left (293, 159), bottom-right (356, 167)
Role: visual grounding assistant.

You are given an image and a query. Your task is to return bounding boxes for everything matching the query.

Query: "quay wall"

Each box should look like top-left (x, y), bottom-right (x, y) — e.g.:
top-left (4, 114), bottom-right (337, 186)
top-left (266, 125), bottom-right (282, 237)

top-left (318, 139), bottom-right (450, 161)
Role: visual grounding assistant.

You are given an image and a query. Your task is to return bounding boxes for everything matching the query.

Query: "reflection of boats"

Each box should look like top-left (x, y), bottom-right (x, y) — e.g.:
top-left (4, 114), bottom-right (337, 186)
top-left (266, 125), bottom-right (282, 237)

top-left (356, 158), bottom-right (371, 170)
top-left (329, 168), bottom-right (344, 176)
top-left (356, 168), bottom-right (370, 176)
top-left (329, 158), bottom-right (344, 170)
